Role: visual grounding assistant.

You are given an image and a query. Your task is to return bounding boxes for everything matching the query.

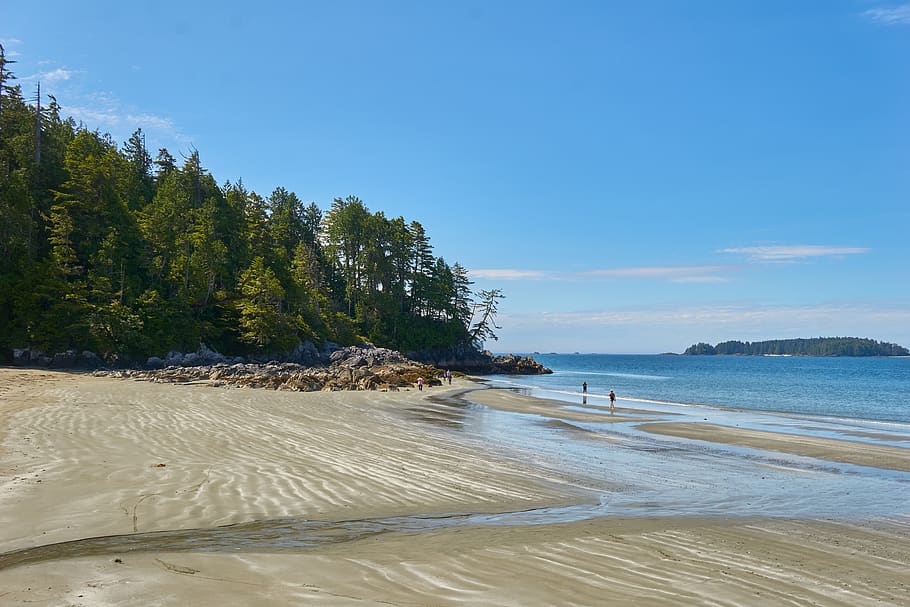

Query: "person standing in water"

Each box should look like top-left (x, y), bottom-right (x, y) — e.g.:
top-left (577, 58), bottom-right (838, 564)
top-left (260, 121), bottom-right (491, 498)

top-left (582, 381), bottom-right (587, 394)
top-left (609, 389), bottom-right (616, 413)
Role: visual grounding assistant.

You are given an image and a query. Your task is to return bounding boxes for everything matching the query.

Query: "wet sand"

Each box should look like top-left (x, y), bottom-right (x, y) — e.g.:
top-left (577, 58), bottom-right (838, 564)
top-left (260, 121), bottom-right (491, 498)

top-left (641, 421), bottom-right (910, 472)
top-left (1, 369), bottom-right (908, 605)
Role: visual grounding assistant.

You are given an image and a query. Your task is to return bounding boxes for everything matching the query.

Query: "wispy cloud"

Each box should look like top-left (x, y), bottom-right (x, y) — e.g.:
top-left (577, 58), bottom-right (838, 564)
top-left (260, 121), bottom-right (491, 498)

top-left (469, 265), bottom-right (734, 283)
top-left (719, 245), bottom-right (869, 263)
top-left (13, 57), bottom-right (188, 149)
top-left (863, 4), bottom-right (910, 25)
top-left (42, 68), bottom-right (74, 84)
top-left (21, 67), bottom-right (76, 85)
top-left (469, 269), bottom-right (549, 280)
top-left (505, 303), bottom-right (902, 327)
top-left (583, 266), bottom-right (731, 282)
top-left (60, 87), bottom-right (188, 146)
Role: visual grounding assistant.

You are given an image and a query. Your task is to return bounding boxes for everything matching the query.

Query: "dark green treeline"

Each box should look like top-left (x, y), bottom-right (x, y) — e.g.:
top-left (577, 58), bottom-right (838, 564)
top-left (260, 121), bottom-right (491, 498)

top-left (683, 338), bottom-right (908, 357)
top-left (0, 56), bottom-right (490, 360)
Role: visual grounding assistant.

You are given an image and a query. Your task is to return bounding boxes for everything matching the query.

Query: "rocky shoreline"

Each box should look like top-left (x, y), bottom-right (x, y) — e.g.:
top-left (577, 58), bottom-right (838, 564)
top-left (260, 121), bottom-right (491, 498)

top-left (8, 343), bottom-right (551, 392)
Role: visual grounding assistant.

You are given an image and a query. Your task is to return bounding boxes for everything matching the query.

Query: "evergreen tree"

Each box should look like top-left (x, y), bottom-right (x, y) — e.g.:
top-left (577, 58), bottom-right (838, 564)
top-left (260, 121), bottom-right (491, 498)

top-left (469, 288), bottom-right (505, 349)
top-left (0, 49), bottom-right (512, 361)
top-left (236, 256), bottom-right (296, 351)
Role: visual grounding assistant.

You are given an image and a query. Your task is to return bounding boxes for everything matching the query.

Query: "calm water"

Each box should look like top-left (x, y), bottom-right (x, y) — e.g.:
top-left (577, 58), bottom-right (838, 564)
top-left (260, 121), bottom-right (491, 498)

top-left (470, 353), bottom-right (910, 520)
top-left (488, 354), bottom-right (910, 425)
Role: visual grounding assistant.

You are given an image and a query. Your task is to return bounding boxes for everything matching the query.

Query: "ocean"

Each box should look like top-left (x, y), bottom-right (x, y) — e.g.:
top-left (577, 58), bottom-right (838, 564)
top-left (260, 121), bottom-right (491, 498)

top-left (486, 353), bottom-right (910, 425)
top-left (468, 354), bottom-right (910, 519)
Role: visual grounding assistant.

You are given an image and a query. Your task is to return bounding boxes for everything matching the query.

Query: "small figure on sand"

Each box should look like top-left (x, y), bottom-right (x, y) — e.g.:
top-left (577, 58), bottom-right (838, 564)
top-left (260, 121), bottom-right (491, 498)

top-left (609, 389), bottom-right (616, 413)
top-left (417, 376), bottom-right (424, 391)
top-left (582, 381), bottom-right (587, 394)
top-left (445, 369), bottom-right (452, 385)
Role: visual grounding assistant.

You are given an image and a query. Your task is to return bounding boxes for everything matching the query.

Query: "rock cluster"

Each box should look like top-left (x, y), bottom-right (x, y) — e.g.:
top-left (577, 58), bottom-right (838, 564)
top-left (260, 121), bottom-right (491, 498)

top-left (409, 346), bottom-right (552, 375)
top-left (9, 341), bottom-right (550, 392)
top-left (95, 345), bottom-right (443, 392)
top-left (489, 353), bottom-right (552, 375)
top-left (11, 348), bottom-right (104, 369)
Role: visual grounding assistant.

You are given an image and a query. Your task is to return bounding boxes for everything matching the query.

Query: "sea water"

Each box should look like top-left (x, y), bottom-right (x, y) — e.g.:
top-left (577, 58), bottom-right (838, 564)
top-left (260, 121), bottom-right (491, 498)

top-left (487, 353), bottom-right (910, 425)
top-left (467, 353), bottom-right (910, 519)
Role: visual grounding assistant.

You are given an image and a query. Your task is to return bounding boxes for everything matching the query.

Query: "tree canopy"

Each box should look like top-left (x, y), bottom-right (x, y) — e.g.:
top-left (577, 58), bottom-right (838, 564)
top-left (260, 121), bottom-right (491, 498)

top-left (0, 59), bottom-right (499, 362)
top-left (683, 338), bottom-right (908, 357)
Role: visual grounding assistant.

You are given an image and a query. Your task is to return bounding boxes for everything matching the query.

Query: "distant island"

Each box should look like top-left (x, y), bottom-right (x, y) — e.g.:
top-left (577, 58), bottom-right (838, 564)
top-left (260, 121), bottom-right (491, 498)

top-left (683, 337), bottom-right (908, 357)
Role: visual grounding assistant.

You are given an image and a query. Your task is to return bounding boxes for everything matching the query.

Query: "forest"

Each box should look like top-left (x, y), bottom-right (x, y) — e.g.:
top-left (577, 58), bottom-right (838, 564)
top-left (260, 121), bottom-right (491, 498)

top-left (0, 47), bottom-right (501, 364)
top-left (683, 338), bottom-right (909, 357)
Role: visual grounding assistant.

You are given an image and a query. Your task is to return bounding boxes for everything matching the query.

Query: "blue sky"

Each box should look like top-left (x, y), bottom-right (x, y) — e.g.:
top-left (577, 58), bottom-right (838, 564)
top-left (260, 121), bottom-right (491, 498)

top-left (4, 1), bottom-right (909, 353)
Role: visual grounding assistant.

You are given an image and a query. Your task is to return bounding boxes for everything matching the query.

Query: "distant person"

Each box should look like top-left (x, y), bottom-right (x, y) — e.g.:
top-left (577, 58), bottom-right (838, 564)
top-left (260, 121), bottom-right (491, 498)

top-left (417, 377), bottom-right (424, 391)
top-left (446, 370), bottom-right (452, 384)
top-left (609, 389), bottom-right (616, 413)
top-left (582, 381), bottom-right (587, 394)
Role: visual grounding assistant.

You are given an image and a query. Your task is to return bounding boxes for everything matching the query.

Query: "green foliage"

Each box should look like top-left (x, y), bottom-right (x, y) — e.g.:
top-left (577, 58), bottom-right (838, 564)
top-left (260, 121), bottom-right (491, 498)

top-left (684, 338), bottom-right (908, 357)
top-left (0, 57), bottom-right (496, 360)
top-left (469, 288), bottom-right (505, 349)
top-left (685, 342), bottom-right (716, 355)
top-left (237, 257), bottom-right (296, 351)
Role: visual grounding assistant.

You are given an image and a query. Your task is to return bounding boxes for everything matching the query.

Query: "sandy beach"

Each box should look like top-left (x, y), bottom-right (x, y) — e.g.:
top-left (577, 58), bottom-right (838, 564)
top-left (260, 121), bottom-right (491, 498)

top-left (1, 368), bottom-right (908, 606)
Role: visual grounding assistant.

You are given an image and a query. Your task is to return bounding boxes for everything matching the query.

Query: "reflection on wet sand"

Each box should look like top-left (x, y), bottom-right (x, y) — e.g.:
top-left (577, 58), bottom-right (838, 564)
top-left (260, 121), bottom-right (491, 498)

top-left (431, 386), bottom-right (910, 519)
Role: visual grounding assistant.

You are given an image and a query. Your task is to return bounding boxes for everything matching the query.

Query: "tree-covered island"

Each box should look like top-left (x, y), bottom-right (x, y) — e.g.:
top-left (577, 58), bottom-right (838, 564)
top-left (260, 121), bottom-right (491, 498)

top-left (683, 338), bottom-right (909, 357)
top-left (0, 48), bottom-right (534, 374)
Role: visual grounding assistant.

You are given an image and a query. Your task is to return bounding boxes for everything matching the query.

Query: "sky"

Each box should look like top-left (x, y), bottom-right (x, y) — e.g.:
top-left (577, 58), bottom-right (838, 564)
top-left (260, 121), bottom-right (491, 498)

top-left (3, 1), bottom-right (909, 353)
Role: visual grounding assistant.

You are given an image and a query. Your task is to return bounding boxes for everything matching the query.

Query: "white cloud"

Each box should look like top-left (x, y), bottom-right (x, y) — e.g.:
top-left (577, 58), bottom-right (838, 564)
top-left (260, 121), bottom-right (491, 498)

top-left (469, 265), bottom-right (734, 283)
top-left (40, 68), bottom-right (74, 84)
top-left (126, 113), bottom-right (177, 132)
top-left (469, 269), bottom-right (549, 280)
top-left (13, 60), bottom-right (187, 149)
top-left (719, 245), bottom-right (869, 262)
top-left (20, 67), bottom-right (77, 84)
top-left (67, 105), bottom-right (121, 129)
top-left (65, 91), bottom-right (186, 147)
top-left (863, 4), bottom-right (910, 25)
top-left (583, 266), bottom-right (731, 282)
top-left (506, 303), bottom-right (906, 328)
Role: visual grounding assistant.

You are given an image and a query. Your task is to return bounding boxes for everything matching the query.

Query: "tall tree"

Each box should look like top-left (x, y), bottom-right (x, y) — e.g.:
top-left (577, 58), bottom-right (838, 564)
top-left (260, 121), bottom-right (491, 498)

top-left (469, 288), bottom-right (505, 349)
top-left (451, 262), bottom-right (473, 328)
top-left (324, 195), bottom-right (370, 315)
top-left (236, 256), bottom-right (296, 351)
top-left (121, 128), bottom-right (154, 210)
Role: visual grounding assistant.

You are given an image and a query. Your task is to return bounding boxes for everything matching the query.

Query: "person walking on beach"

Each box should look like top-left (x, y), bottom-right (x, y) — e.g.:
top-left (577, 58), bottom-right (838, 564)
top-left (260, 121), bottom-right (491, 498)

top-left (582, 381), bottom-right (587, 394)
top-left (445, 370), bottom-right (452, 384)
top-left (609, 389), bottom-right (616, 413)
top-left (417, 377), bottom-right (424, 391)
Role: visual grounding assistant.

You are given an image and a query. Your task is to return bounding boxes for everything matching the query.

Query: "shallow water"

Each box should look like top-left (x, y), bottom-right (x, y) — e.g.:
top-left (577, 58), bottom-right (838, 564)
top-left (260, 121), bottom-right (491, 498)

top-left (427, 388), bottom-right (910, 521)
top-left (491, 354), bottom-right (910, 424)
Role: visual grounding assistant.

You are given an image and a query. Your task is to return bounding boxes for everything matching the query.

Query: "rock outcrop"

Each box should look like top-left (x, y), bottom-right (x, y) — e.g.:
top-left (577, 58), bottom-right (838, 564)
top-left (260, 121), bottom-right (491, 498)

top-left (408, 346), bottom-right (552, 375)
top-left (12, 348), bottom-right (105, 369)
top-left (488, 353), bottom-right (552, 375)
top-left (10, 341), bottom-right (550, 391)
top-left (95, 345), bottom-right (444, 392)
